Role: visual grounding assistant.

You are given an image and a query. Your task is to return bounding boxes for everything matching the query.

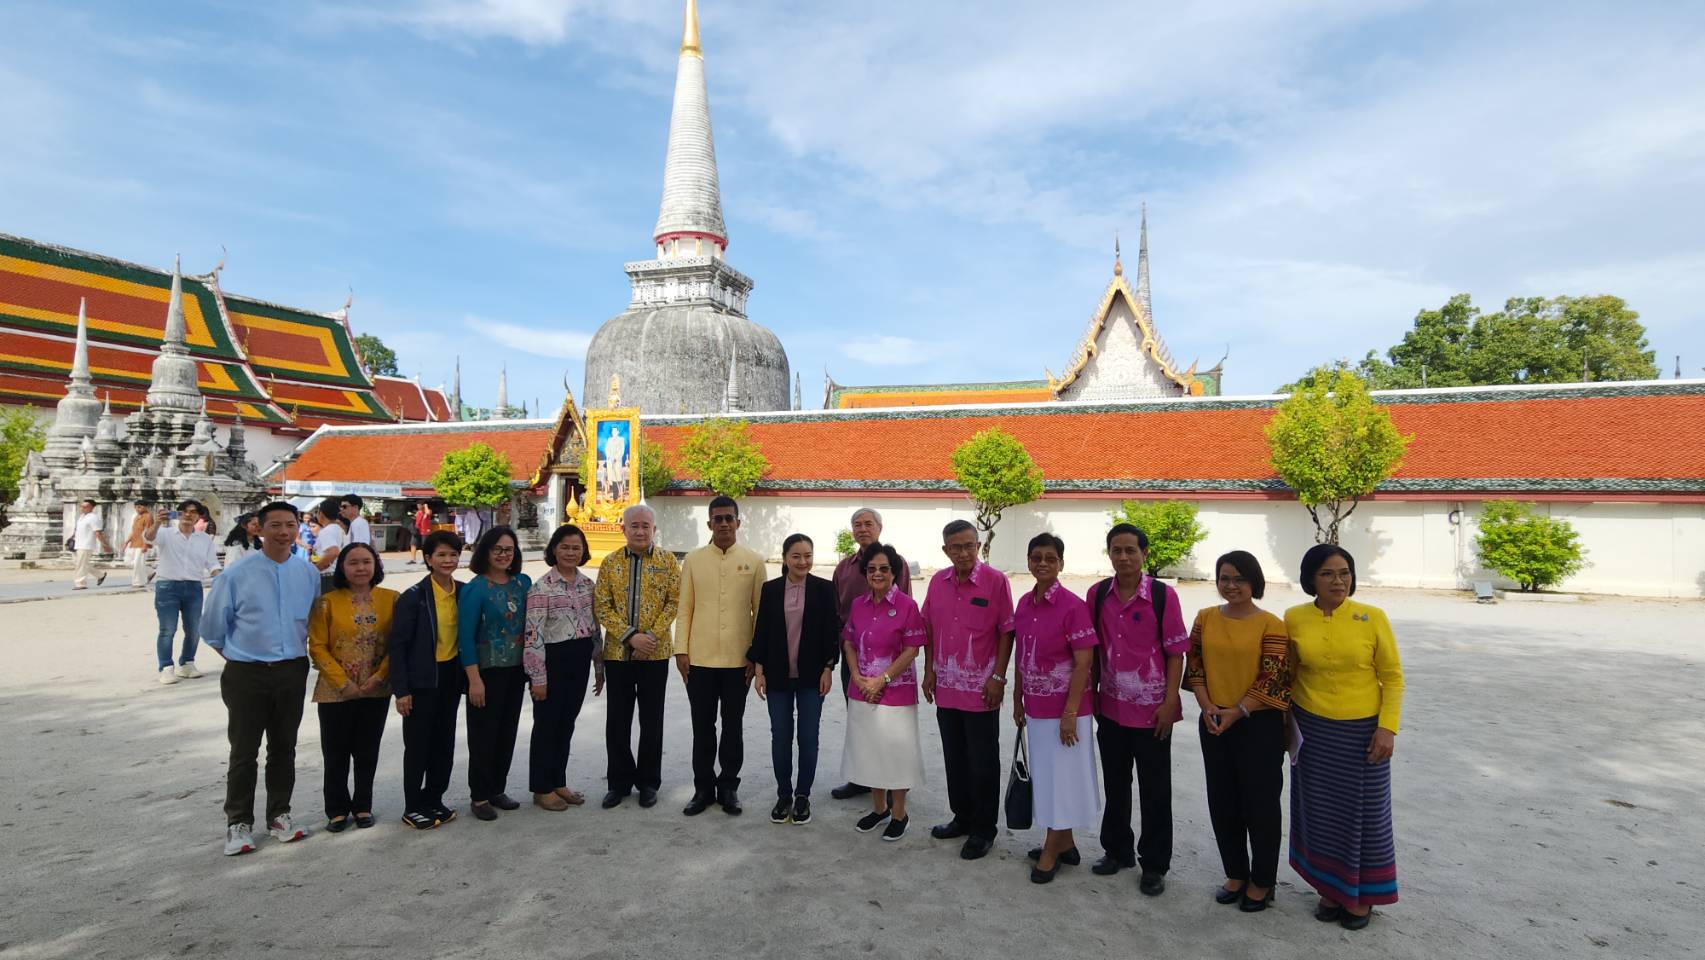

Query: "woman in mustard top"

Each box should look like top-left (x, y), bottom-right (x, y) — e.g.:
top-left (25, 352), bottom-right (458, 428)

top-left (1284, 544), bottom-right (1404, 931)
top-left (1185, 550), bottom-right (1291, 913)
top-left (308, 542), bottom-right (399, 831)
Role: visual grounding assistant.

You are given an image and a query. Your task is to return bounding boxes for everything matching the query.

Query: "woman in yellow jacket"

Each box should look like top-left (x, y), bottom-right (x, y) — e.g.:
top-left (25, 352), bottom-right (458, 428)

top-left (308, 542), bottom-right (399, 831)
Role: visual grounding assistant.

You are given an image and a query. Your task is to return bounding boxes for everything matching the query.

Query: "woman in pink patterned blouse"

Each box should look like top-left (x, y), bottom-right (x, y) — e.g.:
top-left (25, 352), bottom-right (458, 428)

top-left (838, 542), bottom-right (927, 841)
top-left (523, 524), bottom-right (604, 811)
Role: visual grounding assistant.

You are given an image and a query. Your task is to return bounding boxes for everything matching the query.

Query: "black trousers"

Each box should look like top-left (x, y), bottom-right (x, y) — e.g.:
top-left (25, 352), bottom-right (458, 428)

top-left (1098, 716), bottom-right (1174, 873)
top-left (529, 638), bottom-right (595, 793)
top-left (605, 659), bottom-right (668, 794)
top-left (318, 697), bottom-right (388, 817)
top-left (466, 664), bottom-right (527, 802)
top-left (1200, 709), bottom-right (1287, 886)
top-left (687, 665), bottom-right (749, 795)
top-left (401, 659), bottom-right (463, 813)
top-left (937, 706), bottom-right (1001, 840)
top-left (221, 658), bottom-right (310, 826)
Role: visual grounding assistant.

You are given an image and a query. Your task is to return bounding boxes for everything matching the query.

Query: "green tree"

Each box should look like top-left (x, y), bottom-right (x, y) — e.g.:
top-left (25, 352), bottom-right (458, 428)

top-left (678, 418), bottom-right (769, 498)
top-left (1265, 369), bottom-right (1412, 544)
top-left (1110, 500), bottom-right (1208, 575)
top-left (431, 441), bottom-right (513, 507)
top-left (1475, 500), bottom-right (1587, 591)
top-left (353, 333), bottom-right (399, 377)
top-left (835, 529), bottom-right (857, 560)
top-left (1, 408), bottom-right (48, 523)
top-left (950, 427), bottom-right (1043, 560)
top-left (639, 442), bottom-right (674, 498)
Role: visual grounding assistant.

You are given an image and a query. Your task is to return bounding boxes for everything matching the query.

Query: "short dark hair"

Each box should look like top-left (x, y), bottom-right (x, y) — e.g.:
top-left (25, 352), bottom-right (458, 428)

top-left (133, 499), bottom-right (149, 508)
top-left (422, 529), bottom-right (463, 557)
top-left (177, 499), bottom-right (206, 516)
top-left (471, 525), bottom-right (522, 576)
top-left (1027, 532), bottom-right (1065, 559)
top-left (1214, 550), bottom-right (1266, 600)
top-left (1106, 523), bottom-right (1148, 550)
top-left (942, 519), bottom-right (977, 541)
top-left (707, 495), bottom-right (739, 517)
top-left (81, 498), bottom-right (96, 507)
top-left (256, 501), bottom-right (300, 524)
top-left (545, 523), bottom-right (590, 569)
top-left (782, 532), bottom-right (813, 555)
top-left (332, 541), bottom-right (385, 588)
top-left (340, 493), bottom-right (365, 510)
top-left (1299, 543), bottom-right (1357, 597)
top-left (858, 542), bottom-right (903, 577)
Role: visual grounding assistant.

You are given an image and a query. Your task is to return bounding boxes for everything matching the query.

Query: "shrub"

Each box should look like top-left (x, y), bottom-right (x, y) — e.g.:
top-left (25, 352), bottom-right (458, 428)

top-left (678, 418), bottom-right (769, 498)
top-left (1110, 500), bottom-right (1208, 576)
top-left (950, 427), bottom-right (1043, 560)
top-left (835, 529), bottom-right (856, 560)
top-left (1475, 500), bottom-right (1587, 591)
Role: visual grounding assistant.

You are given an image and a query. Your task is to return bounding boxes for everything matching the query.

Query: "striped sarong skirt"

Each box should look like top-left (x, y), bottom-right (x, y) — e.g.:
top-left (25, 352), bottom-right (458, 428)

top-left (1288, 706), bottom-right (1398, 907)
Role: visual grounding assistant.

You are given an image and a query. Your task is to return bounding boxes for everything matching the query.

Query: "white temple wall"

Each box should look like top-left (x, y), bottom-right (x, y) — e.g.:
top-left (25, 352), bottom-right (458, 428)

top-left (650, 494), bottom-right (1705, 599)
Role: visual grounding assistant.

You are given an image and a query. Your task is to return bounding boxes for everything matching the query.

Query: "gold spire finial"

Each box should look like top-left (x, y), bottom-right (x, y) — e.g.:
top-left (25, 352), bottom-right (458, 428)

top-left (681, 0), bottom-right (701, 56)
top-left (1114, 231), bottom-right (1122, 276)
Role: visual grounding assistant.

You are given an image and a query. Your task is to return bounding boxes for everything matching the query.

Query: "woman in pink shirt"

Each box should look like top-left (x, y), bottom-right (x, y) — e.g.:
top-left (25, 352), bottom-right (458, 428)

top-left (837, 542), bottom-right (927, 841)
top-left (1013, 532), bottom-right (1101, 883)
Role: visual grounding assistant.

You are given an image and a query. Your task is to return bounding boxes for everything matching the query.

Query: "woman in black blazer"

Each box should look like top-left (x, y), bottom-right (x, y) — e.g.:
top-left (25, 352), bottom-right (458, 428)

top-left (748, 533), bottom-right (841, 826)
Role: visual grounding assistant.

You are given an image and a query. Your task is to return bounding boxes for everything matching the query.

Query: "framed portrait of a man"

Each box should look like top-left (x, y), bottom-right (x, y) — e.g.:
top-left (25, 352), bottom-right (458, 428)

top-left (586, 406), bottom-right (641, 508)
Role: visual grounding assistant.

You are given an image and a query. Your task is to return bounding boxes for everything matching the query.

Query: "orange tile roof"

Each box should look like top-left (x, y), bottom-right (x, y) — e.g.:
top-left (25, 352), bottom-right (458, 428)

top-left (280, 422), bottom-right (556, 487)
top-left (423, 387), bottom-right (452, 422)
top-left (373, 376), bottom-right (436, 422)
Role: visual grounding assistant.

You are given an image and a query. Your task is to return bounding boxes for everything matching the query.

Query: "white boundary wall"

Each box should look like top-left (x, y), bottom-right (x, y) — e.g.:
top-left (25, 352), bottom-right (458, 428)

top-left (652, 494), bottom-right (1705, 599)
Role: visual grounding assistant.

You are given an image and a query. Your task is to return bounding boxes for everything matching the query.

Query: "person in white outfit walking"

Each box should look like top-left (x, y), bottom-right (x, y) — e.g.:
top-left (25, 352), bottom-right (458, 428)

top-left (70, 499), bottom-right (112, 590)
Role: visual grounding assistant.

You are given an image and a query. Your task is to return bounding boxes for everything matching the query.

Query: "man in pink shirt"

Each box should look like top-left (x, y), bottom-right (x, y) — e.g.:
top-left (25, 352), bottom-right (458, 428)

top-left (921, 519), bottom-right (1014, 860)
top-left (830, 507), bottom-right (911, 801)
top-left (1089, 523), bottom-right (1189, 896)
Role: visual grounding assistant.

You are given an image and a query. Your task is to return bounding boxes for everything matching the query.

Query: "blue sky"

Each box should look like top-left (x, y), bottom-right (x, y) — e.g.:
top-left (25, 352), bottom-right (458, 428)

top-left (4, 0), bottom-right (1703, 411)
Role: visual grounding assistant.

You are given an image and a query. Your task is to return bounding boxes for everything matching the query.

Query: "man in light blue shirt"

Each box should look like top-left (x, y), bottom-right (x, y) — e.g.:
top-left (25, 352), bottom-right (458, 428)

top-left (201, 501), bottom-right (321, 856)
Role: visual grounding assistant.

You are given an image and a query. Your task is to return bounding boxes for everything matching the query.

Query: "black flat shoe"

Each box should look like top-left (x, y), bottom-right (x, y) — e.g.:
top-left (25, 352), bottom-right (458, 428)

top-left (1239, 888), bottom-right (1274, 912)
top-left (601, 790), bottom-right (626, 809)
top-left (831, 782), bottom-right (871, 800)
top-left (353, 814), bottom-right (375, 829)
top-left (1314, 903), bottom-right (1344, 923)
top-left (637, 788), bottom-right (658, 808)
top-left (931, 820), bottom-right (967, 840)
top-left (960, 836), bottom-right (993, 860)
top-left (1029, 846), bottom-right (1081, 865)
top-left (683, 793), bottom-right (713, 816)
top-left (881, 816), bottom-right (909, 841)
top-left (490, 793), bottom-right (520, 811)
top-left (1092, 854), bottom-right (1135, 875)
top-left (1339, 909), bottom-right (1372, 931)
top-left (1215, 884), bottom-right (1246, 905)
top-left (471, 802), bottom-right (497, 822)
top-left (325, 816), bottom-right (351, 834)
top-left (1139, 871), bottom-right (1167, 897)
top-left (1030, 862), bottom-right (1061, 883)
top-left (856, 809), bottom-right (891, 832)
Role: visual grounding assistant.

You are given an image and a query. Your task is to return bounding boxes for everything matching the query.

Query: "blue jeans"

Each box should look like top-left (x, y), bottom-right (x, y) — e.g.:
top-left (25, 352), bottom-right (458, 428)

top-left (155, 579), bottom-right (203, 669)
top-left (766, 682), bottom-right (824, 799)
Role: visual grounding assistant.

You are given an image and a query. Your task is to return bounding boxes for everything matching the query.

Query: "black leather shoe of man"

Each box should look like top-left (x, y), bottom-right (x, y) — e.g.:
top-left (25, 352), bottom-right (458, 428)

top-left (683, 792), bottom-right (713, 816)
top-left (1092, 854), bottom-right (1136, 876)
top-left (960, 836), bottom-right (994, 860)
top-left (719, 788), bottom-right (743, 816)
top-left (490, 793), bottom-right (520, 811)
top-left (471, 802), bottom-right (497, 822)
top-left (637, 788), bottom-right (659, 808)
top-left (930, 820), bottom-right (967, 840)
top-left (1139, 871), bottom-right (1167, 896)
top-left (830, 782), bottom-right (870, 800)
top-left (601, 790), bottom-right (626, 809)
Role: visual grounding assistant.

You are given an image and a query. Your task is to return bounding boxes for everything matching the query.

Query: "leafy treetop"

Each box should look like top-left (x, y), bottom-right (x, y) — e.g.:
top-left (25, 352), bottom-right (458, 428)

top-left (677, 418), bottom-right (769, 499)
top-left (1265, 369), bottom-right (1411, 544)
top-left (431, 441), bottom-right (513, 507)
top-left (353, 333), bottom-right (399, 378)
top-left (950, 427), bottom-right (1043, 560)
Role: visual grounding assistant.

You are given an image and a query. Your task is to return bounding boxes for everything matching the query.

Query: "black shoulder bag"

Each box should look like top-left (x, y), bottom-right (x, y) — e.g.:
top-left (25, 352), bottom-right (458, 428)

top-left (1004, 727), bottom-right (1033, 830)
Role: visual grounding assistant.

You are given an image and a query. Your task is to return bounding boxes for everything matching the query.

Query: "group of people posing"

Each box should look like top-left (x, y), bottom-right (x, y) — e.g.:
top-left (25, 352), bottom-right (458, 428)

top-left (196, 499), bottom-right (1403, 930)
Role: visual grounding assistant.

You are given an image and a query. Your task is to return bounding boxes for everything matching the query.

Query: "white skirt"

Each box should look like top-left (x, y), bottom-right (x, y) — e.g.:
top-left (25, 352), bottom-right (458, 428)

top-left (1026, 715), bottom-right (1102, 830)
top-left (840, 700), bottom-right (925, 790)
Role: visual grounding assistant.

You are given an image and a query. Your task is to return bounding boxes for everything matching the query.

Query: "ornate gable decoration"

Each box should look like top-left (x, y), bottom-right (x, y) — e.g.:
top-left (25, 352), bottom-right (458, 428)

top-left (1047, 263), bottom-right (1201, 399)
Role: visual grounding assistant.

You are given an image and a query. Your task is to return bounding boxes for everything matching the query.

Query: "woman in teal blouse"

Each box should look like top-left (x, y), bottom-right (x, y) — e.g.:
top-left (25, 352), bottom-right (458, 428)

top-left (458, 525), bottom-right (533, 820)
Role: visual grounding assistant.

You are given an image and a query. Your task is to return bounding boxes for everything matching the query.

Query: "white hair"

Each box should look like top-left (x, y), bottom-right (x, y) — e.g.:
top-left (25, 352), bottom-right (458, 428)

top-left (850, 507), bottom-right (882, 526)
top-left (622, 503), bottom-right (657, 524)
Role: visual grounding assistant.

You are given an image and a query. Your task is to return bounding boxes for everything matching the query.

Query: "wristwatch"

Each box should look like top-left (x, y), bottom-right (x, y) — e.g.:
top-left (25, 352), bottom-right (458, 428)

top-left (988, 675), bottom-right (1008, 684)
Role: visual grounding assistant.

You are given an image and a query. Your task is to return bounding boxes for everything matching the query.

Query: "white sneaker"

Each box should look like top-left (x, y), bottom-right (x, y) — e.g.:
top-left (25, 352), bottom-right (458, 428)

top-left (175, 662), bottom-right (203, 679)
top-left (268, 815), bottom-right (307, 843)
top-left (224, 823), bottom-right (256, 856)
top-left (159, 667), bottom-right (180, 685)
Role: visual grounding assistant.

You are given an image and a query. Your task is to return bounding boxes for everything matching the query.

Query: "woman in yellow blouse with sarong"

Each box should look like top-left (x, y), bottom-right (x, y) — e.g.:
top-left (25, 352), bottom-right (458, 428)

top-left (308, 542), bottom-right (399, 831)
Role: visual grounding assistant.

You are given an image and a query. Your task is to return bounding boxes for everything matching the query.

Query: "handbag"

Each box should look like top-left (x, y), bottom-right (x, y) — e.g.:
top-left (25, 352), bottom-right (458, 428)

top-left (1004, 727), bottom-right (1033, 830)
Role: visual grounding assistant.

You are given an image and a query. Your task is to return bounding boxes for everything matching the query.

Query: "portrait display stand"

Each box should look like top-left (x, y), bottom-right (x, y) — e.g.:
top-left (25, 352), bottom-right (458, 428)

top-left (566, 404), bottom-right (642, 565)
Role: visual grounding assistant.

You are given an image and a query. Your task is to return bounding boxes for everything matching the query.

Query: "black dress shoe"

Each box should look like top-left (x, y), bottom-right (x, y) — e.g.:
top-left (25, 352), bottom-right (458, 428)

top-left (831, 782), bottom-right (871, 800)
top-left (718, 789), bottom-right (743, 816)
top-left (353, 814), bottom-right (376, 829)
top-left (683, 792), bottom-right (713, 816)
top-left (1030, 862), bottom-right (1061, 884)
top-left (930, 820), bottom-right (967, 840)
top-left (960, 836), bottom-right (993, 860)
top-left (325, 816), bottom-right (351, 834)
top-left (637, 788), bottom-right (658, 808)
top-left (471, 802), bottom-right (498, 821)
top-left (1139, 871), bottom-right (1167, 897)
top-left (601, 790), bottom-right (626, 809)
top-left (490, 793), bottom-right (520, 811)
top-left (1239, 888), bottom-right (1274, 912)
top-left (1092, 854), bottom-right (1136, 875)
top-left (1339, 909), bottom-right (1372, 931)
top-left (1314, 903), bottom-right (1344, 923)
top-left (1028, 846), bottom-right (1080, 865)
top-left (1215, 883), bottom-right (1246, 905)
top-left (769, 798), bottom-right (792, 823)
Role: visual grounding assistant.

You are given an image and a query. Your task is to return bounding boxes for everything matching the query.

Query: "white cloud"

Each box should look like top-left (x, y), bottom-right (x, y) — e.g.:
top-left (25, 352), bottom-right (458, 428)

top-left (466, 315), bottom-right (592, 359)
top-left (838, 336), bottom-right (941, 366)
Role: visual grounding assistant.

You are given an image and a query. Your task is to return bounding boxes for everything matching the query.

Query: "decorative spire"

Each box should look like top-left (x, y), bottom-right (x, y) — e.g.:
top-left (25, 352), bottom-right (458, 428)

top-left (496, 362), bottom-right (509, 415)
top-left (723, 341), bottom-right (742, 413)
top-left (144, 256), bottom-right (204, 413)
top-left (162, 255), bottom-right (189, 356)
top-left (450, 355), bottom-right (462, 420)
top-left (69, 298), bottom-right (93, 392)
top-left (1134, 204), bottom-right (1151, 318)
top-left (1113, 232), bottom-right (1122, 277)
top-left (652, 0), bottom-right (728, 253)
top-left (793, 372), bottom-right (802, 411)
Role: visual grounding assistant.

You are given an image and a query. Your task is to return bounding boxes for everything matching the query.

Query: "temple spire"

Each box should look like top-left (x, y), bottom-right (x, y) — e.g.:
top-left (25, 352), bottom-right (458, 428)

top-left (723, 342), bottom-right (742, 413)
top-left (496, 363), bottom-right (509, 416)
top-left (653, 0), bottom-right (728, 254)
top-left (162, 256), bottom-right (189, 356)
top-left (144, 256), bottom-right (203, 412)
top-left (450, 355), bottom-right (462, 420)
top-left (69, 298), bottom-right (93, 392)
top-left (1134, 204), bottom-right (1152, 318)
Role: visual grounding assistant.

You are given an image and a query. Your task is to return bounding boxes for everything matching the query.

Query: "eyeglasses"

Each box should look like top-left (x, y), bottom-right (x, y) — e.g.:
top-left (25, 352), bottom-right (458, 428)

top-left (709, 514), bottom-right (738, 525)
top-left (491, 546), bottom-right (516, 556)
top-left (1316, 570), bottom-right (1352, 581)
top-left (866, 565), bottom-right (892, 574)
top-left (943, 542), bottom-right (979, 554)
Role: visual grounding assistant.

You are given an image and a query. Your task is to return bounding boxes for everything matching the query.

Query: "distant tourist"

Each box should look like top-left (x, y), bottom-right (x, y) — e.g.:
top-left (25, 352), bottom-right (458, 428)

top-left (1013, 533), bottom-right (1100, 883)
top-left (1285, 545), bottom-right (1404, 931)
top-left (747, 533), bottom-right (840, 825)
top-left (389, 530), bottom-right (466, 830)
top-left (1185, 551), bottom-right (1292, 912)
top-left (69, 498), bottom-right (111, 590)
top-left (311, 499), bottom-right (346, 576)
top-left (409, 502), bottom-right (433, 565)
top-left (223, 513), bottom-right (262, 564)
top-left (592, 504), bottom-right (680, 810)
top-left (920, 519), bottom-right (1014, 861)
top-left (523, 523), bottom-right (602, 811)
top-left (830, 507), bottom-right (911, 802)
top-left (675, 496), bottom-right (766, 818)
top-left (340, 494), bottom-right (372, 547)
top-left (200, 501), bottom-right (320, 856)
top-left (145, 500), bottom-right (220, 685)
top-left (308, 542), bottom-right (397, 832)
top-left (124, 500), bottom-right (151, 588)
top-left (838, 542), bottom-right (926, 841)
top-left (458, 526), bottom-right (532, 821)
top-left (1090, 523), bottom-right (1189, 896)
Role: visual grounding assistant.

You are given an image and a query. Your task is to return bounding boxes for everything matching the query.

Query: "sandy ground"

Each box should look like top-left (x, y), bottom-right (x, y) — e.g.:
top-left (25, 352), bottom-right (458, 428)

top-left (0, 561), bottom-right (1700, 960)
